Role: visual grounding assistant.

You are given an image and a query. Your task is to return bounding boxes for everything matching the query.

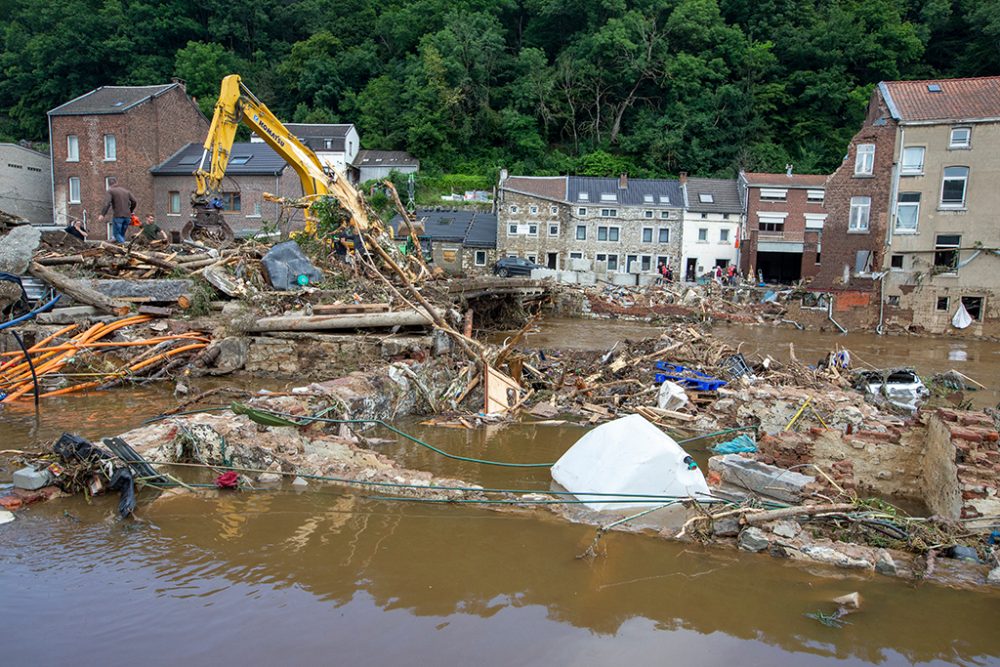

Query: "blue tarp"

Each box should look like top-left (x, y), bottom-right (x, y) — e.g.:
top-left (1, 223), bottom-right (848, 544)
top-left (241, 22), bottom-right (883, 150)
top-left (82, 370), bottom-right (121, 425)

top-left (709, 434), bottom-right (757, 454)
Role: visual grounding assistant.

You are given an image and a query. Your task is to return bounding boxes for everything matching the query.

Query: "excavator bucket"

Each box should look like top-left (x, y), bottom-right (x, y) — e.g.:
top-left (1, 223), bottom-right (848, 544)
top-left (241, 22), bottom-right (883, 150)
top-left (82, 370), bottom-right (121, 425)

top-left (183, 203), bottom-right (236, 246)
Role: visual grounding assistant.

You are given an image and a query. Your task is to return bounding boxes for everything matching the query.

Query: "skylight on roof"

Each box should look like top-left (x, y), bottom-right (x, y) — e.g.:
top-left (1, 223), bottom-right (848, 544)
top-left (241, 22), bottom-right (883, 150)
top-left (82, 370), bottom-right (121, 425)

top-left (112, 101), bottom-right (124, 107)
top-left (699, 193), bottom-right (714, 203)
top-left (578, 192), bottom-right (589, 201)
top-left (229, 155), bottom-right (253, 165)
top-left (178, 155), bottom-right (201, 166)
top-left (927, 84), bottom-right (942, 93)
top-left (659, 195), bottom-right (670, 204)
top-left (643, 194), bottom-right (653, 203)
top-left (600, 193), bottom-right (617, 202)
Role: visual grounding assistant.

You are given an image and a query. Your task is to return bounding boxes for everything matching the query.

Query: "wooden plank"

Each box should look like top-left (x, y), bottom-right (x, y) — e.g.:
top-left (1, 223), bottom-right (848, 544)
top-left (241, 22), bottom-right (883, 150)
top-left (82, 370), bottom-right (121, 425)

top-left (485, 365), bottom-right (521, 414)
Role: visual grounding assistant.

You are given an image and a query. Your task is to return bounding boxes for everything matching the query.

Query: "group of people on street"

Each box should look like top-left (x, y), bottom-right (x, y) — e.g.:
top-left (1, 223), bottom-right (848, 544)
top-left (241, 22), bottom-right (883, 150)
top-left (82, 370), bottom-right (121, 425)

top-left (656, 261), bottom-right (674, 285)
top-left (63, 178), bottom-right (167, 245)
top-left (714, 264), bottom-right (740, 286)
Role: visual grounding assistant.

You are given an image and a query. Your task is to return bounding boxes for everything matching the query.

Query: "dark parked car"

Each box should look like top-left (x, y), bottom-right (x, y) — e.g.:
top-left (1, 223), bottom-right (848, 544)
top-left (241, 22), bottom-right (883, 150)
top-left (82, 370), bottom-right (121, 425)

top-left (493, 256), bottom-right (543, 277)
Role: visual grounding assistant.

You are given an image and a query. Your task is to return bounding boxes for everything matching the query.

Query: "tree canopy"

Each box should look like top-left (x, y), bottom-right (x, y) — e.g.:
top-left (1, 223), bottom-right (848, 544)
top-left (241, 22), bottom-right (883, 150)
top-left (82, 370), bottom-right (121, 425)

top-left (1, 0), bottom-right (997, 177)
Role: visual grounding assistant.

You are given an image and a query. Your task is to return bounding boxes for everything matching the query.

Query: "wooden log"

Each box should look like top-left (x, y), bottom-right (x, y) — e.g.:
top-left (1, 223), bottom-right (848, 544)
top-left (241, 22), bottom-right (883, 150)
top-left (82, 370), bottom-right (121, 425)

top-left (137, 305), bottom-right (173, 318)
top-left (311, 303), bottom-right (391, 314)
top-left (245, 309), bottom-right (437, 332)
top-left (96, 241), bottom-right (178, 272)
top-left (742, 503), bottom-right (856, 526)
top-left (28, 262), bottom-right (131, 315)
top-left (36, 255), bottom-right (86, 266)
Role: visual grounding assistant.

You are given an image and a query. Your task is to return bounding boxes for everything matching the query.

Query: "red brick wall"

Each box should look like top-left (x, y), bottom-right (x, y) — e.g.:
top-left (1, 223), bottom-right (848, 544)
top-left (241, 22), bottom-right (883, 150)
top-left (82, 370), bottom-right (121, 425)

top-left (742, 180), bottom-right (826, 280)
top-left (50, 86), bottom-right (208, 238)
top-left (811, 91), bottom-right (897, 293)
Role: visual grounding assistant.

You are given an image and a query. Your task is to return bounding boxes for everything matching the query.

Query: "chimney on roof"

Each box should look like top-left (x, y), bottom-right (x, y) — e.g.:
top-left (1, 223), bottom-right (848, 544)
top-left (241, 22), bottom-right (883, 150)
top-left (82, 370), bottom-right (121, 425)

top-left (618, 173), bottom-right (628, 189)
top-left (499, 168), bottom-right (508, 185)
top-left (786, 163), bottom-right (794, 177)
top-left (171, 77), bottom-right (186, 91)
top-left (679, 171), bottom-right (687, 185)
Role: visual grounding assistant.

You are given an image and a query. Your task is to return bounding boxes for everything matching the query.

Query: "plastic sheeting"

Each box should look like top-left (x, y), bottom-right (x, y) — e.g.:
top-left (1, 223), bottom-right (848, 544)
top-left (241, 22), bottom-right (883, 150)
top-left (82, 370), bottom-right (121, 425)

top-left (709, 434), bottom-right (757, 454)
top-left (261, 240), bottom-right (323, 290)
top-left (952, 301), bottom-right (973, 329)
top-left (551, 414), bottom-right (710, 511)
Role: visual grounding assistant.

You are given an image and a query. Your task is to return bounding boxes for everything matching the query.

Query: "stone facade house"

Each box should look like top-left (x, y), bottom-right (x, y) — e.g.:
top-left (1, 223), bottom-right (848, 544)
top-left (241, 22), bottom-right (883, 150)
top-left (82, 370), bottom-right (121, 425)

top-left (679, 176), bottom-right (744, 282)
top-left (48, 83), bottom-right (209, 238)
top-left (253, 123), bottom-right (359, 175)
top-left (150, 142), bottom-right (304, 238)
top-left (390, 209), bottom-right (497, 276)
top-left (738, 170), bottom-right (827, 283)
top-left (0, 143), bottom-right (52, 225)
top-left (878, 77), bottom-right (1000, 336)
top-left (497, 174), bottom-right (683, 276)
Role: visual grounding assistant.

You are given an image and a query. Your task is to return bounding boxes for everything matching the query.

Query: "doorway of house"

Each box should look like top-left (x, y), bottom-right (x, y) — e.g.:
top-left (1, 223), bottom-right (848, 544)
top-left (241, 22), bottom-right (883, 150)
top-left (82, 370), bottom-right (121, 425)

top-left (685, 258), bottom-right (697, 282)
top-left (547, 252), bottom-right (558, 270)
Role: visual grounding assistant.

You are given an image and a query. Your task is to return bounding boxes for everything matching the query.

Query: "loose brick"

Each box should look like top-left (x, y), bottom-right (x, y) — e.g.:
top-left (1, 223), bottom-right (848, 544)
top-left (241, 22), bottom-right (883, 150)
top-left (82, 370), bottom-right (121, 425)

top-left (949, 426), bottom-right (984, 442)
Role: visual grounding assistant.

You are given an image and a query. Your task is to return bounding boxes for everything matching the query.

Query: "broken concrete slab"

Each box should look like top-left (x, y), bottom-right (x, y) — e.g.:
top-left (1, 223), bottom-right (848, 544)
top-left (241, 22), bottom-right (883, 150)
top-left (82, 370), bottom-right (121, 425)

top-left (36, 306), bottom-right (103, 324)
top-left (610, 272), bottom-right (637, 287)
top-left (738, 526), bottom-right (770, 552)
top-left (708, 454), bottom-right (816, 503)
top-left (84, 278), bottom-right (194, 302)
top-left (0, 224), bottom-right (41, 274)
top-left (12, 466), bottom-right (54, 491)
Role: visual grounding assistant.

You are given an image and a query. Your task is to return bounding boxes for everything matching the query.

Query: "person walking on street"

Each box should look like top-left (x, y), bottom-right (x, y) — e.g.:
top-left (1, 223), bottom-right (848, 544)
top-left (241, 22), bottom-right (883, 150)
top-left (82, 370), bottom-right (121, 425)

top-left (98, 177), bottom-right (136, 243)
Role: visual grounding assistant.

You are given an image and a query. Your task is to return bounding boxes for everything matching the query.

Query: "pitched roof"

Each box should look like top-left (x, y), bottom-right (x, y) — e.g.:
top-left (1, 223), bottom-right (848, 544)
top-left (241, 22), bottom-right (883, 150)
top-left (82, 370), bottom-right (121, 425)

top-left (49, 84), bottom-right (180, 116)
top-left (0, 143), bottom-right (49, 160)
top-left (743, 172), bottom-right (827, 188)
top-left (390, 209), bottom-right (497, 248)
top-left (150, 142), bottom-right (287, 176)
top-left (879, 77), bottom-right (1000, 122)
top-left (502, 176), bottom-right (567, 201)
top-left (353, 149), bottom-right (419, 168)
top-left (684, 178), bottom-right (743, 213)
top-left (283, 123), bottom-right (354, 152)
top-left (568, 176), bottom-right (682, 207)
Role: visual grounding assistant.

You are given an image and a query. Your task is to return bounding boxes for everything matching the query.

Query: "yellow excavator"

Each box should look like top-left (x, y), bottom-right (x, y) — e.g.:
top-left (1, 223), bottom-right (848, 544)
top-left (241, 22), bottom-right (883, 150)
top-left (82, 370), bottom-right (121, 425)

top-left (188, 74), bottom-right (399, 265)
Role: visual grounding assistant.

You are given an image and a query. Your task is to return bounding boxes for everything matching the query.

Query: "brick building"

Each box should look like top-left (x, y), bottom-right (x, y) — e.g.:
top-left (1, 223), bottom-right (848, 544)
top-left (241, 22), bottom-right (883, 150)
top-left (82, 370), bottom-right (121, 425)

top-left (150, 142), bottom-right (305, 238)
top-left (48, 83), bottom-right (208, 238)
top-left (497, 173), bottom-right (683, 275)
top-left (679, 176), bottom-right (744, 282)
top-left (810, 87), bottom-right (899, 321)
top-left (738, 170), bottom-right (827, 283)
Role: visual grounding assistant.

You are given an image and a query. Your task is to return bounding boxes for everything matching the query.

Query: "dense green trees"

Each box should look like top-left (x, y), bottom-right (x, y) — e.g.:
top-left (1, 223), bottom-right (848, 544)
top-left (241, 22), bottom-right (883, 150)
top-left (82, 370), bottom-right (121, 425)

top-left (1, 0), bottom-right (997, 177)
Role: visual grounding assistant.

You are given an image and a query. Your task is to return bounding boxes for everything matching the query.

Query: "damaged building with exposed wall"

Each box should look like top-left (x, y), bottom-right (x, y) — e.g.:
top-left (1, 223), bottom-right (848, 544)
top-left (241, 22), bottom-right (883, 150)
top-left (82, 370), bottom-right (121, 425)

top-left (808, 75), bottom-right (1000, 335)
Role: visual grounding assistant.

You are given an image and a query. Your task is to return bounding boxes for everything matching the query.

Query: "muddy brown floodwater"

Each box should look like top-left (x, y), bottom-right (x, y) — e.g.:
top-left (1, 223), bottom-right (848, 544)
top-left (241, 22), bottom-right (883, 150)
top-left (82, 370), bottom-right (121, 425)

top-left (1, 329), bottom-right (999, 666)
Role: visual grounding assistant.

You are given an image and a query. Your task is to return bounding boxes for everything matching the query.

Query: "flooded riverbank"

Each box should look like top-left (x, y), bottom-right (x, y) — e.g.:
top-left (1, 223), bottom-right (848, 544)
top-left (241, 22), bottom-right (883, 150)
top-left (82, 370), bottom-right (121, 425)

top-left (502, 318), bottom-right (1000, 408)
top-left (1, 317), bottom-right (999, 666)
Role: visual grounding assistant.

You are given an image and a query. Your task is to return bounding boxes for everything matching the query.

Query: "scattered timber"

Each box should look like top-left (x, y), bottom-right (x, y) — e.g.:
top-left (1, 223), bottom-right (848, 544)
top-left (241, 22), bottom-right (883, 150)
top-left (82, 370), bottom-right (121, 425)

top-left (245, 309), bottom-right (438, 333)
top-left (28, 261), bottom-right (130, 315)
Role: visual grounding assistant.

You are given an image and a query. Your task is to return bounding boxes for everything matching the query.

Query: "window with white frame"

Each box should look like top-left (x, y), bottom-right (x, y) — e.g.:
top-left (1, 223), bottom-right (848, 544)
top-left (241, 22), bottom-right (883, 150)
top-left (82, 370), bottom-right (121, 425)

top-left (759, 188), bottom-right (787, 201)
top-left (720, 228), bottom-right (730, 243)
top-left (475, 251), bottom-right (487, 266)
top-left (658, 227), bottom-right (670, 243)
top-left (941, 166), bottom-right (969, 207)
top-left (509, 205), bottom-right (519, 214)
top-left (606, 254), bottom-right (619, 270)
top-left (252, 201), bottom-right (262, 217)
top-left (807, 189), bottom-right (825, 203)
top-left (507, 223), bottom-right (538, 236)
top-left (548, 222), bottom-right (559, 236)
top-left (68, 177), bottom-right (81, 203)
top-left (660, 210), bottom-right (670, 219)
top-left (569, 252), bottom-right (583, 260)
top-left (549, 206), bottom-right (558, 215)
top-left (597, 226), bottom-right (620, 241)
top-left (644, 210), bottom-right (653, 219)
top-left (168, 191), bottom-right (181, 215)
top-left (758, 212), bottom-right (786, 232)
top-left (854, 144), bottom-right (875, 175)
top-left (640, 255), bottom-right (652, 271)
top-left (577, 207), bottom-right (587, 216)
top-left (575, 225), bottom-right (586, 240)
top-left (66, 135), bottom-right (79, 162)
top-left (849, 196), bottom-right (871, 231)
top-left (529, 205), bottom-right (538, 214)
top-left (895, 192), bottom-right (920, 232)
top-left (949, 127), bottom-right (971, 149)
top-left (697, 228), bottom-right (708, 241)
top-left (104, 134), bottom-right (116, 161)
top-left (900, 147), bottom-right (925, 175)
top-left (600, 208), bottom-right (617, 217)
top-left (507, 223), bottom-right (518, 236)
top-left (104, 176), bottom-right (115, 190)
top-left (642, 227), bottom-right (653, 243)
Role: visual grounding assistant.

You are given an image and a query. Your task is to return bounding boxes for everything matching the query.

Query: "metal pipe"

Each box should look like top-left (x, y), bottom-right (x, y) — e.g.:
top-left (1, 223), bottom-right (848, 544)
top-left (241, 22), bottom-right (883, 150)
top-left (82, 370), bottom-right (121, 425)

top-left (827, 294), bottom-right (848, 334)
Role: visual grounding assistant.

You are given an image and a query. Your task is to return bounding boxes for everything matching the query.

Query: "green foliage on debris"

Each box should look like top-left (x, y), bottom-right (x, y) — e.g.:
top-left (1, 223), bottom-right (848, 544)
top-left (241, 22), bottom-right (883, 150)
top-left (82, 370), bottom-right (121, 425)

top-left (1, 0), bottom-right (997, 177)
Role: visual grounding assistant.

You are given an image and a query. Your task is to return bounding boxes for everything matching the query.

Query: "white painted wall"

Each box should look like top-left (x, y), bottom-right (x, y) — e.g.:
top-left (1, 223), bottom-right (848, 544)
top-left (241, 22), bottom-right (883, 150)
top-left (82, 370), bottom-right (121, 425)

top-left (680, 211), bottom-right (740, 280)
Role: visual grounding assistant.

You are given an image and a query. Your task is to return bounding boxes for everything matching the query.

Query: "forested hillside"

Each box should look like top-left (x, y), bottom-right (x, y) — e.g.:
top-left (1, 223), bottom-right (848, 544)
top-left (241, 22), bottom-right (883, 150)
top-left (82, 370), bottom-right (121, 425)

top-left (1, 0), bottom-right (998, 177)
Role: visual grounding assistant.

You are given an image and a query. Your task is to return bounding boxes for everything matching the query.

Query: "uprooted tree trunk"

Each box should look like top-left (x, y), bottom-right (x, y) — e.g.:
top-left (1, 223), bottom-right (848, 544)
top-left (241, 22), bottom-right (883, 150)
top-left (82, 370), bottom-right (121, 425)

top-left (28, 261), bottom-right (130, 315)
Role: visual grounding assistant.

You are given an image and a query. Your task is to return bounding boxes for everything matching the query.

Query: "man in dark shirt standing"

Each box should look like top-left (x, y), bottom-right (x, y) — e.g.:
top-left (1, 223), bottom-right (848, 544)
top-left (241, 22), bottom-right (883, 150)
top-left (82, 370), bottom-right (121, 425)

top-left (98, 177), bottom-right (137, 243)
